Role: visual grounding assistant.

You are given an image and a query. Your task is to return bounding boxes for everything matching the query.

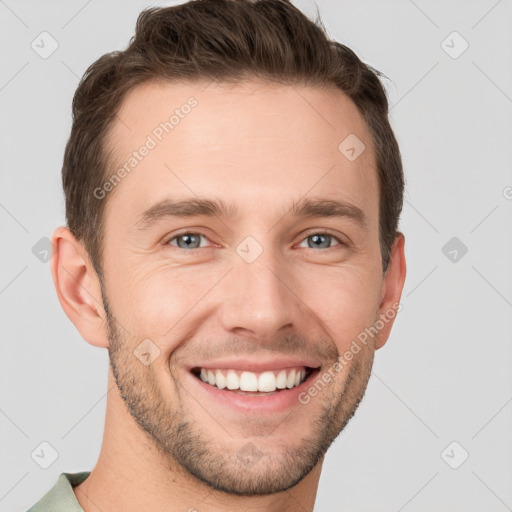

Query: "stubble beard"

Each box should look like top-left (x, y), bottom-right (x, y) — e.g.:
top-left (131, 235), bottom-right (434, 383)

top-left (103, 294), bottom-right (376, 496)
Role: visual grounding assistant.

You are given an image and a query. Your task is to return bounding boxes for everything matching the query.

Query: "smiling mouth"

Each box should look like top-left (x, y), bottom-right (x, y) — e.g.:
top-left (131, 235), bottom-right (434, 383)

top-left (190, 366), bottom-right (319, 395)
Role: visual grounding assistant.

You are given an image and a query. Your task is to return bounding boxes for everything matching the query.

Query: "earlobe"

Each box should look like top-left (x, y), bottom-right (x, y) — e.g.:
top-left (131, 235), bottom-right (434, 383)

top-left (50, 226), bottom-right (109, 349)
top-left (374, 232), bottom-right (407, 350)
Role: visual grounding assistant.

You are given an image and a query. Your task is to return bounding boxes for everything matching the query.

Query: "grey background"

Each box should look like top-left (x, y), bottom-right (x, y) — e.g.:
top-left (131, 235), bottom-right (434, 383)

top-left (1, 0), bottom-right (511, 510)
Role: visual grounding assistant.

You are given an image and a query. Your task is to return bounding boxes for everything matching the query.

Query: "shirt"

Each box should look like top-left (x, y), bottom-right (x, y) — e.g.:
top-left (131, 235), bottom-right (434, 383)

top-left (26, 472), bottom-right (90, 512)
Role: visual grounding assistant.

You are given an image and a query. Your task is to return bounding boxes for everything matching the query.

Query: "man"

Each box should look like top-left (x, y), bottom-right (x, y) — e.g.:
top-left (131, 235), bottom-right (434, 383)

top-left (28, 0), bottom-right (406, 510)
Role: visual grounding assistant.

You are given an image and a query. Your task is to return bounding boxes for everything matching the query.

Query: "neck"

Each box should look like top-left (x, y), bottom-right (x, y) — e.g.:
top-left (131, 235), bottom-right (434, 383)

top-left (73, 372), bottom-right (322, 512)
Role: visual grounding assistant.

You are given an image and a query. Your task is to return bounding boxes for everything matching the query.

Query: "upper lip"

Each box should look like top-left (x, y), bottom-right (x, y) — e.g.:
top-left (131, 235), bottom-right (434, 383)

top-left (188, 358), bottom-right (321, 373)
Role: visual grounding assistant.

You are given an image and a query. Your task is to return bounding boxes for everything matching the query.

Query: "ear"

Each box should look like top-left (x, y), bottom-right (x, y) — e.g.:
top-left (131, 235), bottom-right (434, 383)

top-left (374, 232), bottom-right (407, 350)
top-left (50, 226), bottom-right (108, 348)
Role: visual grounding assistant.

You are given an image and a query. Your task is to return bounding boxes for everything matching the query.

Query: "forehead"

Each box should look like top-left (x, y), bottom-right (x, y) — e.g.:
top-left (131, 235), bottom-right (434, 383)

top-left (104, 79), bottom-right (379, 228)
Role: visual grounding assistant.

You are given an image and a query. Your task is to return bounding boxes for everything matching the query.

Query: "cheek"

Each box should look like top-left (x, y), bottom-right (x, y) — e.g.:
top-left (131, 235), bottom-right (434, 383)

top-left (105, 244), bottom-right (382, 351)
top-left (298, 265), bottom-right (381, 350)
top-left (110, 262), bottom-right (223, 338)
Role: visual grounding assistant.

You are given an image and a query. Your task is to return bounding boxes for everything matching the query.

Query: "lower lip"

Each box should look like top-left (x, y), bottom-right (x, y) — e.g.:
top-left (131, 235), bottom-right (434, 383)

top-left (186, 369), bottom-right (320, 414)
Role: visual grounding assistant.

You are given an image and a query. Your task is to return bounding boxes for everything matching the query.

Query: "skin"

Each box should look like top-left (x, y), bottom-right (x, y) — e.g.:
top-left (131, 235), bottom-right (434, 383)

top-left (51, 79), bottom-right (406, 512)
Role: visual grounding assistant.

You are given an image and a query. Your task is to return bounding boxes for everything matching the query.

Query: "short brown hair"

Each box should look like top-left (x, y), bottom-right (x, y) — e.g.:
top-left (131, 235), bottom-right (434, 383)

top-left (63, 0), bottom-right (404, 277)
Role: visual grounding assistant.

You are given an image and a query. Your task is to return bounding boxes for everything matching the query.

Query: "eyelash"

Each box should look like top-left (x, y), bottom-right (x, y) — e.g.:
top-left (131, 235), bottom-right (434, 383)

top-left (165, 231), bottom-right (346, 251)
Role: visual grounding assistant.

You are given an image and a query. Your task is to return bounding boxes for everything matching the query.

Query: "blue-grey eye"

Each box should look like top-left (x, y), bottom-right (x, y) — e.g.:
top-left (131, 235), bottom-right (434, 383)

top-left (298, 233), bottom-right (341, 249)
top-left (169, 233), bottom-right (207, 249)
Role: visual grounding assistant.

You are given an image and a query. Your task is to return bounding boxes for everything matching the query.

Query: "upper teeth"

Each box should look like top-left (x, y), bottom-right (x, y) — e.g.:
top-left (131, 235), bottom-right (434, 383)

top-left (198, 367), bottom-right (307, 392)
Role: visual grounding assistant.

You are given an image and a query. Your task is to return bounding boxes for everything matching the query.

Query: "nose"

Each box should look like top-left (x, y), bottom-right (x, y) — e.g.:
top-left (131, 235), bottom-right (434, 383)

top-left (217, 248), bottom-right (301, 341)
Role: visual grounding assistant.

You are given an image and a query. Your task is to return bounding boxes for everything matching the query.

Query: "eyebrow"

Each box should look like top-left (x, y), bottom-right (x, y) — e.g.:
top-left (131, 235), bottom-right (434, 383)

top-left (135, 196), bottom-right (368, 230)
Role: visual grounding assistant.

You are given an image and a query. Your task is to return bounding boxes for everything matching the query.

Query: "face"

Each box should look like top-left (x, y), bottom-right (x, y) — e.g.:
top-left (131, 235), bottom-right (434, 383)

top-left (98, 79), bottom-right (395, 495)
